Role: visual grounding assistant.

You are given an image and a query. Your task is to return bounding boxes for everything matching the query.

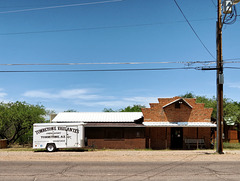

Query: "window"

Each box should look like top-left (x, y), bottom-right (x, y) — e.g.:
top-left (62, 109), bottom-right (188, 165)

top-left (175, 102), bottom-right (181, 109)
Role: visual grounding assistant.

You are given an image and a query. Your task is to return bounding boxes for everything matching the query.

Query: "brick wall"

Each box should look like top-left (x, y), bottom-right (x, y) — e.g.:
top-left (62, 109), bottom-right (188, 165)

top-left (146, 127), bottom-right (171, 150)
top-left (142, 97), bottom-right (213, 123)
top-left (87, 139), bottom-right (146, 149)
top-left (85, 127), bottom-right (146, 149)
top-left (183, 127), bottom-right (211, 149)
top-left (142, 97), bottom-right (214, 150)
top-left (146, 127), bottom-right (212, 149)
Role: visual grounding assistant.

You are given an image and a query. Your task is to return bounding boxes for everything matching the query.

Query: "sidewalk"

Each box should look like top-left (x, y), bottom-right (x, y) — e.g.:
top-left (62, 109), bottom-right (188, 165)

top-left (1, 150), bottom-right (240, 162)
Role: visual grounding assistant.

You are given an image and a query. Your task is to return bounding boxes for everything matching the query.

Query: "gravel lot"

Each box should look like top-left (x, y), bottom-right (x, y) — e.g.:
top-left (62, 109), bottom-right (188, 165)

top-left (1, 149), bottom-right (240, 162)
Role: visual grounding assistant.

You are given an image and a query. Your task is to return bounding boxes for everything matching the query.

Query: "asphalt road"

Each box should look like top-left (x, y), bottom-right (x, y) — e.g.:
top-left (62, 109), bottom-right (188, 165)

top-left (1, 161), bottom-right (240, 181)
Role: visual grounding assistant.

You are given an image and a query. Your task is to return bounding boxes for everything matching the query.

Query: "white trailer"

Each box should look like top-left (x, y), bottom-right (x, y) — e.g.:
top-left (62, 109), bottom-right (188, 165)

top-left (33, 123), bottom-right (85, 152)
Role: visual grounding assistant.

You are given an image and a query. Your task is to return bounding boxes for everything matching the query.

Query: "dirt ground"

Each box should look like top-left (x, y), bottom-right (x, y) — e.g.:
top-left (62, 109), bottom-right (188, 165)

top-left (1, 149), bottom-right (240, 162)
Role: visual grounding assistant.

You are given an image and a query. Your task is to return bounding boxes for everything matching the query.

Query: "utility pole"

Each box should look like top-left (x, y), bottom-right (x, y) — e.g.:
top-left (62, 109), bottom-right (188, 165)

top-left (216, 0), bottom-right (224, 154)
top-left (216, 0), bottom-right (240, 154)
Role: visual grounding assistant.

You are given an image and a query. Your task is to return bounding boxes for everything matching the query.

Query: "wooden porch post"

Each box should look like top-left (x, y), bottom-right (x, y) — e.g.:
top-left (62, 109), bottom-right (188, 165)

top-left (165, 127), bottom-right (168, 149)
top-left (197, 127), bottom-right (199, 149)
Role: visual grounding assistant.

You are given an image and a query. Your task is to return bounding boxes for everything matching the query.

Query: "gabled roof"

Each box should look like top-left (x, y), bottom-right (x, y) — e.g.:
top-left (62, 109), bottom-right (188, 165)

top-left (52, 112), bottom-right (143, 123)
top-left (162, 98), bottom-right (192, 109)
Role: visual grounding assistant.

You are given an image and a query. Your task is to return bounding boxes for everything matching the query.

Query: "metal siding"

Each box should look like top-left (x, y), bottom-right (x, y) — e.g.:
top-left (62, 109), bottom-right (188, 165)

top-left (143, 122), bottom-right (217, 127)
top-left (52, 112), bottom-right (143, 123)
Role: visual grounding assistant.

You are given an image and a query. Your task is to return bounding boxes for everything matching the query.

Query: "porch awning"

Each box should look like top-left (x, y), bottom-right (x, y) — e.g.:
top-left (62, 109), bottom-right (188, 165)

top-left (143, 122), bottom-right (216, 127)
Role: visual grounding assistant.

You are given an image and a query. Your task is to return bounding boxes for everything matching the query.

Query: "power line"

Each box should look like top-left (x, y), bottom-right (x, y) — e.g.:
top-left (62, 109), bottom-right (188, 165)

top-left (223, 57), bottom-right (240, 60)
top-left (2, 59), bottom-right (240, 67)
top-left (223, 61), bottom-right (240, 63)
top-left (1, 64), bottom-right (239, 73)
top-left (198, 66), bottom-right (240, 70)
top-left (173, 0), bottom-right (215, 59)
top-left (210, 0), bottom-right (217, 8)
top-left (0, 18), bottom-right (216, 36)
top-left (224, 66), bottom-right (240, 69)
top-left (0, 0), bottom-right (123, 14)
top-left (0, 61), bottom-right (216, 66)
top-left (0, 67), bottom-right (199, 73)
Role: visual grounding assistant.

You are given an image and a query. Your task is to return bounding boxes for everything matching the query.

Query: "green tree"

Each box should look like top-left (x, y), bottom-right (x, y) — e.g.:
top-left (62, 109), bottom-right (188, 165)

top-left (119, 105), bottom-right (145, 112)
top-left (64, 109), bottom-right (77, 112)
top-left (180, 92), bottom-right (195, 98)
top-left (223, 99), bottom-right (240, 124)
top-left (0, 101), bottom-right (47, 144)
top-left (103, 105), bottom-right (145, 112)
top-left (196, 96), bottom-right (217, 119)
top-left (180, 92), bottom-right (240, 123)
top-left (103, 108), bottom-right (115, 112)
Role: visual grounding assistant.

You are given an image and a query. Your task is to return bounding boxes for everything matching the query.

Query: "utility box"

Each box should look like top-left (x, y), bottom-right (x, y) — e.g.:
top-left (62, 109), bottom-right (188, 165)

top-left (223, 0), bottom-right (233, 14)
top-left (33, 123), bottom-right (85, 152)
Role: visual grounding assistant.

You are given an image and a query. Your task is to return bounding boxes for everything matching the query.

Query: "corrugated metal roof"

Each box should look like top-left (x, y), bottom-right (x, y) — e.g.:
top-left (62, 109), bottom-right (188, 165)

top-left (34, 123), bottom-right (85, 127)
top-left (52, 112), bottom-right (143, 123)
top-left (143, 122), bottom-right (217, 127)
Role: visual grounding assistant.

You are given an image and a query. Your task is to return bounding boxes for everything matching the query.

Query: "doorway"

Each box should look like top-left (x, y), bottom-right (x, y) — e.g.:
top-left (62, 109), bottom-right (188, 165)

top-left (171, 127), bottom-right (183, 149)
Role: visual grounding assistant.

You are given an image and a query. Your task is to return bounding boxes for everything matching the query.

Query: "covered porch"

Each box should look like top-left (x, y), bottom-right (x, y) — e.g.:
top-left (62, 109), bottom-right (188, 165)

top-left (144, 122), bottom-right (216, 150)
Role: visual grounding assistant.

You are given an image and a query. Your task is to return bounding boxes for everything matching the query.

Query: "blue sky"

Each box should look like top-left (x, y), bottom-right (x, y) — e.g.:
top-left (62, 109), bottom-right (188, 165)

top-left (0, 0), bottom-right (240, 112)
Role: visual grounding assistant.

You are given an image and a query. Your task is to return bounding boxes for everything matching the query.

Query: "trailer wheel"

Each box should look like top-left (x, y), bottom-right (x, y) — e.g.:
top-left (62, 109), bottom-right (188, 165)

top-left (46, 143), bottom-right (56, 152)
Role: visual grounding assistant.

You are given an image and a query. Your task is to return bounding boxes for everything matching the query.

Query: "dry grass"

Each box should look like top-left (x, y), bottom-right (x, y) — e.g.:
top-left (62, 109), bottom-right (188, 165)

top-left (223, 142), bottom-right (240, 149)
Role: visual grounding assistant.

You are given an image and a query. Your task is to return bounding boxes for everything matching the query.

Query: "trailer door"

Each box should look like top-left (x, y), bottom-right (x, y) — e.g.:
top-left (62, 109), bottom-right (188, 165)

top-left (66, 126), bottom-right (79, 147)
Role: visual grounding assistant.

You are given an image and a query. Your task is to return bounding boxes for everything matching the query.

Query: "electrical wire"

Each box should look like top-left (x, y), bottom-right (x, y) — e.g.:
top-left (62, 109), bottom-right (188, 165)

top-left (224, 61), bottom-right (240, 64)
top-left (1, 60), bottom-right (240, 72)
top-left (224, 67), bottom-right (240, 69)
top-left (223, 4), bottom-right (237, 25)
top-left (198, 66), bottom-right (240, 70)
top-left (0, 0), bottom-right (123, 14)
top-left (0, 67), bottom-right (199, 73)
top-left (0, 18), bottom-right (216, 36)
top-left (210, 0), bottom-right (217, 8)
top-left (0, 61), bottom-right (216, 66)
top-left (1, 59), bottom-right (240, 67)
top-left (2, 66), bottom-right (237, 73)
top-left (173, 0), bottom-right (215, 60)
top-left (1, 64), bottom-right (239, 73)
top-left (223, 58), bottom-right (240, 60)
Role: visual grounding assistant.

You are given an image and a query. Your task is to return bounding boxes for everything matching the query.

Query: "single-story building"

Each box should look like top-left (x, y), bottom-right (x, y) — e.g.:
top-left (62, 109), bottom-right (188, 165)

top-left (142, 97), bottom-right (216, 149)
top-left (52, 112), bottom-right (145, 149)
top-left (52, 97), bottom-right (216, 149)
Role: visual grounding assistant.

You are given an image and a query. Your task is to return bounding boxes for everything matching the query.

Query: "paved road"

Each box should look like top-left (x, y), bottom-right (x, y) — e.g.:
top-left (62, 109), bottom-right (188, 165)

top-left (1, 160), bottom-right (240, 181)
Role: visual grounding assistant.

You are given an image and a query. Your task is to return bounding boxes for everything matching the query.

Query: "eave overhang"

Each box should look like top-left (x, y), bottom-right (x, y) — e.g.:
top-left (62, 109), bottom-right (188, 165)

top-left (143, 122), bottom-right (216, 127)
top-left (163, 98), bottom-right (192, 109)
